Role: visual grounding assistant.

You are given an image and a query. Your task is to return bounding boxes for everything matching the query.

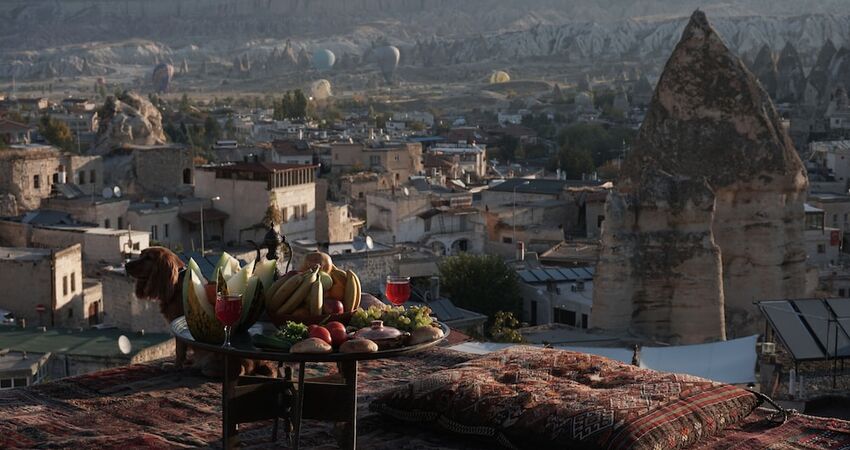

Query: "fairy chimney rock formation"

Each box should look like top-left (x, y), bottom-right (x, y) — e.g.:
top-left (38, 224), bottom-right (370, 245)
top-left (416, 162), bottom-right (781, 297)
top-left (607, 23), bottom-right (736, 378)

top-left (752, 44), bottom-right (778, 99)
top-left (592, 11), bottom-right (808, 344)
top-left (776, 42), bottom-right (805, 103)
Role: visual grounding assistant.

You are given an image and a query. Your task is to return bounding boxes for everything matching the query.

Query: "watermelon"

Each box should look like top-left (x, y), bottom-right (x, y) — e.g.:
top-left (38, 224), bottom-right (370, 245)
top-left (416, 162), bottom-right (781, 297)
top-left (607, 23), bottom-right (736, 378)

top-left (214, 252), bottom-right (236, 279)
top-left (253, 259), bottom-right (277, 291)
top-left (184, 269), bottom-right (224, 344)
top-left (226, 260), bottom-right (253, 294)
top-left (187, 258), bottom-right (207, 285)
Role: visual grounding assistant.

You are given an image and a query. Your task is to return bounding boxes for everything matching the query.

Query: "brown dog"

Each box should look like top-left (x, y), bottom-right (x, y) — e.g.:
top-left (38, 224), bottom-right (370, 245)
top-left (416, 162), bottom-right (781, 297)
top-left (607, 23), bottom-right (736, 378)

top-left (126, 247), bottom-right (277, 378)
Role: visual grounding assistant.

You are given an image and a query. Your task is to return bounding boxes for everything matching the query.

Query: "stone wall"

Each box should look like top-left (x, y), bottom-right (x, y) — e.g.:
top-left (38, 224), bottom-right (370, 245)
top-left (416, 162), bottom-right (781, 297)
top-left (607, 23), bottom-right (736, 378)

top-left (100, 271), bottom-right (172, 333)
top-left (132, 146), bottom-right (193, 196)
top-left (0, 220), bottom-right (31, 247)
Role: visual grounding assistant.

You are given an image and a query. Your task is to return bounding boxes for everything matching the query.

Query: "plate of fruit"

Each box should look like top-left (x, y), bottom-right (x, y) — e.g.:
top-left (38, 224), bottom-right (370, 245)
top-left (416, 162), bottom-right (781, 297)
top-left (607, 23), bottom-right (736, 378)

top-left (252, 304), bottom-right (446, 355)
top-left (265, 251), bottom-right (361, 326)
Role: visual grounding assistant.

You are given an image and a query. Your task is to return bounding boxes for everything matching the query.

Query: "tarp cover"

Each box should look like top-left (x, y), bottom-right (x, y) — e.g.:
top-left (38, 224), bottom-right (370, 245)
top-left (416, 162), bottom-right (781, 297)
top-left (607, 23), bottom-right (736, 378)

top-left (639, 335), bottom-right (758, 384)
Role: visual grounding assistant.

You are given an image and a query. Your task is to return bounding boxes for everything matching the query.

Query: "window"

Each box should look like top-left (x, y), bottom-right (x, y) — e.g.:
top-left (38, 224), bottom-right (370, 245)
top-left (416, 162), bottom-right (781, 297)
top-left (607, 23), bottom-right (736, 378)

top-left (117, 217), bottom-right (123, 229)
top-left (151, 225), bottom-right (158, 240)
top-left (369, 155), bottom-right (381, 166)
top-left (394, 154), bottom-right (400, 161)
top-left (818, 244), bottom-right (826, 254)
top-left (0, 379), bottom-right (10, 389)
top-left (502, 236), bottom-right (513, 243)
top-left (13, 378), bottom-right (26, 388)
top-left (164, 224), bottom-right (169, 238)
top-left (840, 288), bottom-right (846, 297)
top-left (281, 207), bottom-right (288, 223)
top-left (33, 175), bottom-right (40, 189)
top-left (104, 218), bottom-right (110, 228)
top-left (358, 192), bottom-right (364, 199)
top-left (597, 215), bottom-right (605, 228)
top-left (71, 273), bottom-right (76, 292)
top-left (182, 168), bottom-right (192, 184)
top-left (834, 214), bottom-right (839, 227)
top-left (554, 308), bottom-right (577, 326)
top-left (530, 300), bottom-right (538, 325)
top-left (301, 204), bottom-right (308, 220)
top-left (581, 314), bottom-right (588, 329)
top-left (68, 308), bottom-right (73, 318)
top-left (52, 173), bottom-right (59, 184)
top-left (78, 171), bottom-right (86, 184)
top-left (63, 276), bottom-right (68, 296)
top-left (133, 243), bottom-right (140, 250)
top-left (424, 217), bottom-right (431, 232)
top-left (89, 170), bottom-right (96, 184)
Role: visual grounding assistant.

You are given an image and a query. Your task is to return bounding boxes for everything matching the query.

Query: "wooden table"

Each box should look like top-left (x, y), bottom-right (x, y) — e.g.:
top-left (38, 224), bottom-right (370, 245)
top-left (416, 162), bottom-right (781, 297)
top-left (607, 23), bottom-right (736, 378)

top-left (170, 317), bottom-right (449, 449)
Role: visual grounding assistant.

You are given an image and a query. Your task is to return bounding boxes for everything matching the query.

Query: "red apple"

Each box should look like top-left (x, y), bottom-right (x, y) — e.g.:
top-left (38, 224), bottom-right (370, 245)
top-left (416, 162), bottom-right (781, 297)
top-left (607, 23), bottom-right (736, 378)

top-left (325, 321), bottom-right (346, 332)
top-left (322, 299), bottom-right (344, 315)
top-left (308, 326), bottom-right (332, 345)
top-left (329, 327), bottom-right (349, 347)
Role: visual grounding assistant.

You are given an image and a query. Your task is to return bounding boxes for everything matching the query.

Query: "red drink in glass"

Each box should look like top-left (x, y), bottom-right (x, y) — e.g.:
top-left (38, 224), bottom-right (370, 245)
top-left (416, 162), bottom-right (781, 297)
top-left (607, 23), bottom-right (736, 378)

top-left (215, 293), bottom-right (242, 347)
top-left (385, 276), bottom-right (411, 306)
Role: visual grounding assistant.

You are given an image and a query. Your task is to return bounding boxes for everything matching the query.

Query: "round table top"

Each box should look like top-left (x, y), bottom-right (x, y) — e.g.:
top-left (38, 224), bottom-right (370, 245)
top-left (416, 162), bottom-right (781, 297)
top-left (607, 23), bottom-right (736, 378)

top-left (170, 316), bottom-right (451, 362)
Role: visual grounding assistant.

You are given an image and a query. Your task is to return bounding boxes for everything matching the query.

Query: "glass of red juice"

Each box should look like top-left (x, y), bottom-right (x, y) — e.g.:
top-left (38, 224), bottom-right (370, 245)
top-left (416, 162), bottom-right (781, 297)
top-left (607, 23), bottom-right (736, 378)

top-left (385, 276), bottom-right (411, 306)
top-left (215, 293), bottom-right (243, 348)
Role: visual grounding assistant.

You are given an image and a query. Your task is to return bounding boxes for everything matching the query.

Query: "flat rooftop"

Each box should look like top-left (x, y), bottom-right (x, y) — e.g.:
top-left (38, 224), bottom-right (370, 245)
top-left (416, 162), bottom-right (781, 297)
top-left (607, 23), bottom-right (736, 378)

top-left (0, 247), bottom-right (53, 262)
top-left (0, 327), bottom-right (172, 359)
top-left (0, 350), bottom-right (49, 373)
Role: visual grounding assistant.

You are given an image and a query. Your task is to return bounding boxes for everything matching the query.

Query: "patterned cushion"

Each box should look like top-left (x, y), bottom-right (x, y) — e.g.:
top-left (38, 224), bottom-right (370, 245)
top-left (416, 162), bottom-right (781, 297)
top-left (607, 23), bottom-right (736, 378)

top-left (371, 346), bottom-right (760, 449)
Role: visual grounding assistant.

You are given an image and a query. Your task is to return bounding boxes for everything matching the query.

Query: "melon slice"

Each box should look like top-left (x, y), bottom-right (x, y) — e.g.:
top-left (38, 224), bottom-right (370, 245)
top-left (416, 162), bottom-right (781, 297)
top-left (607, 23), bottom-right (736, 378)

top-left (214, 252), bottom-right (236, 279)
top-left (253, 259), bottom-right (277, 291)
top-left (227, 260), bottom-right (253, 295)
top-left (187, 258), bottom-right (207, 285)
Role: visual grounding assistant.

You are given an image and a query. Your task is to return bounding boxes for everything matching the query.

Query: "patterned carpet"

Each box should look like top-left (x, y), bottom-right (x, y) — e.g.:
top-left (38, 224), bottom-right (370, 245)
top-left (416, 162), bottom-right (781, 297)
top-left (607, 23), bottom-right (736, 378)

top-left (0, 348), bottom-right (849, 450)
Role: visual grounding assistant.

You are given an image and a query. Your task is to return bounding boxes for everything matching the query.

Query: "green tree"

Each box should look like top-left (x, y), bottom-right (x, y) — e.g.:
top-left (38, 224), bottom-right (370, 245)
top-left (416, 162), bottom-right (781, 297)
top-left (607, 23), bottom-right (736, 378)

top-left (437, 253), bottom-right (522, 319)
top-left (292, 89), bottom-right (308, 118)
top-left (38, 116), bottom-right (76, 153)
top-left (555, 145), bottom-right (595, 179)
top-left (203, 115), bottom-right (222, 146)
top-left (488, 311), bottom-right (524, 343)
top-left (557, 123), bottom-right (635, 167)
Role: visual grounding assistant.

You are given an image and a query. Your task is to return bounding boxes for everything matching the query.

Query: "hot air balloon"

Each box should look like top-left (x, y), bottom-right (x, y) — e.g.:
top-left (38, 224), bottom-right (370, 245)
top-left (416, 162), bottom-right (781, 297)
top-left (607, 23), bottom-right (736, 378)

top-left (374, 46), bottom-right (400, 83)
top-left (489, 70), bottom-right (510, 84)
top-left (312, 49), bottom-right (335, 72)
top-left (152, 63), bottom-right (174, 93)
top-left (309, 79), bottom-right (333, 100)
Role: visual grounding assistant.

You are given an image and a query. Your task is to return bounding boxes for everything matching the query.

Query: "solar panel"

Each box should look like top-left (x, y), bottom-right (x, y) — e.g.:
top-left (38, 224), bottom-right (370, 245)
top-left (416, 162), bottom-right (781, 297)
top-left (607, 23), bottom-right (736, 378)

top-left (556, 268), bottom-right (576, 281)
top-left (565, 268), bottom-right (585, 280)
top-left (518, 270), bottom-right (538, 283)
top-left (530, 269), bottom-right (550, 282)
top-left (574, 267), bottom-right (593, 279)
top-left (545, 268), bottom-right (567, 281)
top-left (584, 267), bottom-right (596, 276)
top-left (759, 301), bottom-right (825, 360)
top-left (794, 300), bottom-right (850, 358)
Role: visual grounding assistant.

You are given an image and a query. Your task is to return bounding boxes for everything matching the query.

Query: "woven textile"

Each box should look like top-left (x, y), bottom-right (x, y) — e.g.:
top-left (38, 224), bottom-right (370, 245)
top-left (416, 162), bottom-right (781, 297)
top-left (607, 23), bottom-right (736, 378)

top-left (372, 346), bottom-right (760, 449)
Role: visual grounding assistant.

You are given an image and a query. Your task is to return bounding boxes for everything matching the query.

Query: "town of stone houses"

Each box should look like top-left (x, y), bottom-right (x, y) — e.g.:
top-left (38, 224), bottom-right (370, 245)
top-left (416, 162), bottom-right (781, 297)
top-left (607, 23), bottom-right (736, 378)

top-left (1, 2), bottom-right (850, 449)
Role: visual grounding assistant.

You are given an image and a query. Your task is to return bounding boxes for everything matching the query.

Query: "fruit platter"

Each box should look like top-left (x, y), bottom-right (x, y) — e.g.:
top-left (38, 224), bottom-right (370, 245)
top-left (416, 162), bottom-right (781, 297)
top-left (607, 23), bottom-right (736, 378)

top-left (177, 250), bottom-right (449, 359)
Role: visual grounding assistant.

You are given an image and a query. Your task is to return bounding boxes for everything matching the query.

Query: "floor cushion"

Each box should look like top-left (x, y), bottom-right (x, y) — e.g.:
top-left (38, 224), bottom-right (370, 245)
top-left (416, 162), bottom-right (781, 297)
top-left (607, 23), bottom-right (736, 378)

top-left (371, 346), bottom-right (760, 449)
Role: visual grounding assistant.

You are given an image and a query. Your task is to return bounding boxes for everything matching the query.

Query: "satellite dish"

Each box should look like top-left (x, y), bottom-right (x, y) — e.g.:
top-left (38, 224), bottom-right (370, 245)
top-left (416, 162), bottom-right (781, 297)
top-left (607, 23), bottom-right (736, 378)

top-left (162, 196), bottom-right (170, 205)
top-left (118, 335), bottom-right (132, 355)
top-left (352, 236), bottom-right (366, 251)
top-left (403, 187), bottom-right (409, 197)
top-left (102, 187), bottom-right (113, 199)
top-left (365, 235), bottom-right (374, 250)
top-left (113, 186), bottom-right (122, 198)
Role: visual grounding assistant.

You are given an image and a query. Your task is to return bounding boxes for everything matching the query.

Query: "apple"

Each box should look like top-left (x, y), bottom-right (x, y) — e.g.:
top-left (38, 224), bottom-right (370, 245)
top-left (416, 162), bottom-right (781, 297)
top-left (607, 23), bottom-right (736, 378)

top-left (322, 299), bottom-right (345, 315)
top-left (308, 326), bottom-right (332, 345)
top-left (325, 321), bottom-right (346, 332)
top-left (329, 327), bottom-right (349, 347)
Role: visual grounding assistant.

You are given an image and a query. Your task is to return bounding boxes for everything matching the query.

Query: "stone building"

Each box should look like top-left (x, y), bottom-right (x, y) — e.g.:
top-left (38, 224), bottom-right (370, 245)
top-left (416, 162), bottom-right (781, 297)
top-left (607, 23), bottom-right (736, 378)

top-left (330, 140), bottom-right (423, 187)
top-left (0, 145), bottom-right (102, 215)
top-left (194, 162), bottom-right (317, 245)
top-left (593, 12), bottom-right (809, 344)
top-left (100, 268), bottom-right (174, 333)
top-left (102, 144), bottom-right (194, 197)
top-left (0, 244), bottom-right (101, 328)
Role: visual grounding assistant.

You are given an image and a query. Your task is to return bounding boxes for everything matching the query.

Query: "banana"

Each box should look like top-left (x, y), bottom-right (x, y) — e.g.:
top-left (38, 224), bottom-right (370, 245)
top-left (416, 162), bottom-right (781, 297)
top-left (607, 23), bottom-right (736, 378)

top-left (277, 267), bottom-right (319, 315)
top-left (269, 272), bottom-right (305, 312)
top-left (350, 271), bottom-right (362, 311)
top-left (265, 272), bottom-right (296, 305)
top-left (342, 270), bottom-right (358, 312)
top-left (307, 279), bottom-right (323, 316)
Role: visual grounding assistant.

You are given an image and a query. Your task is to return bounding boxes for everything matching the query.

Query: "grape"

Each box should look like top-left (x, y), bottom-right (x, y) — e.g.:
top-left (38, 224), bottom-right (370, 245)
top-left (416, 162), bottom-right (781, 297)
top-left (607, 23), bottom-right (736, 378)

top-left (348, 304), bottom-right (434, 332)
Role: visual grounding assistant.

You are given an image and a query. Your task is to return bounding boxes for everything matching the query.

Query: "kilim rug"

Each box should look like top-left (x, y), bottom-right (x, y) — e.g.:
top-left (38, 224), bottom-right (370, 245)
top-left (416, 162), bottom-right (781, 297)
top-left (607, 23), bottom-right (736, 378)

top-left (0, 347), bottom-right (848, 449)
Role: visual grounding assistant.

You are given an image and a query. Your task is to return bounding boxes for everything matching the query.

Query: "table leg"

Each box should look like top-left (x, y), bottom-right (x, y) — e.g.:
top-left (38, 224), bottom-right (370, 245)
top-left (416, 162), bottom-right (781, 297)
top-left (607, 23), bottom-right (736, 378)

top-left (340, 361), bottom-right (358, 450)
top-left (293, 362), bottom-right (306, 450)
top-left (222, 355), bottom-right (239, 450)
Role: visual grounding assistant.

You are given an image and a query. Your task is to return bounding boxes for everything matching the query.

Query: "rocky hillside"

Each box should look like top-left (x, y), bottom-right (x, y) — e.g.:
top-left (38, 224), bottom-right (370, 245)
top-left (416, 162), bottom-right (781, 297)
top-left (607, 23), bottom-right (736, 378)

top-left (1, 1), bottom-right (849, 82)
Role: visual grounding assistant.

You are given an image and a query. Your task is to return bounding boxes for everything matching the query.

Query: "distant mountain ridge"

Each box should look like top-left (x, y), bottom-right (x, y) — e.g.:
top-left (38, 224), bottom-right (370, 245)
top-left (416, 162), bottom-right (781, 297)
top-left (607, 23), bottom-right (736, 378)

top-left (2, 0), bottom-right (849, 81)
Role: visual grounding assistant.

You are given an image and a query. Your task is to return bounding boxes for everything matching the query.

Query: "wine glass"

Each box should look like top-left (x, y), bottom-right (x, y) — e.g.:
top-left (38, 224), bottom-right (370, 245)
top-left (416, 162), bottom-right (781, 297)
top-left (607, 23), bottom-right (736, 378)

top-left (215, 293), bottom-right (243, 348)
top-left (385, 275), bottom-right (411, 306)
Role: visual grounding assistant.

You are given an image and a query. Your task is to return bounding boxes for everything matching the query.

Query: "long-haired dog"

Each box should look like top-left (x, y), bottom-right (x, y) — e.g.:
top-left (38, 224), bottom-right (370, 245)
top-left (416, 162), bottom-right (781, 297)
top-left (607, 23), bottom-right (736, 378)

top-left (126, 247), bottom-right (277, 378)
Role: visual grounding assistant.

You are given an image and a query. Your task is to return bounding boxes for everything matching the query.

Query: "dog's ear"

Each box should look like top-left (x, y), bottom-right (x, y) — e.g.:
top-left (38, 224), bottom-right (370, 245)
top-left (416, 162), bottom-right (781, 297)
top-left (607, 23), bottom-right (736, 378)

top-left (143, 248), bottom-right (184, 301)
